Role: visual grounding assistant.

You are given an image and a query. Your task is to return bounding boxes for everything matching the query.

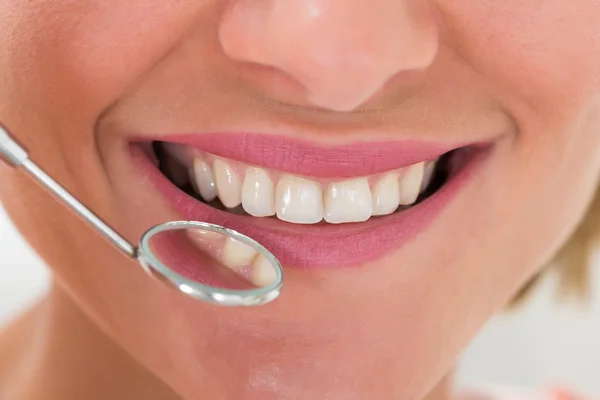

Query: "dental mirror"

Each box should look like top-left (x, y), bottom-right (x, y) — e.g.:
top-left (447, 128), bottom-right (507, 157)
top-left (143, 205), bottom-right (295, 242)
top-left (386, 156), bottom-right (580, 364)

top-left (0, 125), bottom-right (283, 307)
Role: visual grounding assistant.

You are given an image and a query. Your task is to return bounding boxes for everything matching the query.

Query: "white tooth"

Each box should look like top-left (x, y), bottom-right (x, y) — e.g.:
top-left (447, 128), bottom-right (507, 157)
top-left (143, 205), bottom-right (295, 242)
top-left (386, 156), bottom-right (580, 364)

top-left (242, 167), bottom-right (276, 217)
top-left (191, 158), bottom-right (218, 202)
top-left (324, 177), bottom-right (372, 224)
top-left (398, 162), bottom-right (425, 205)
top-left (251, 254), bottom-right (277, 287)
top-left (163, 156), bottom-right (189, 187)
top-left (275, 175), bottom-right (323, 224)
top-left (371, 173), bottom-right (400, 216)
top-left (221, 237), bottom-right (258, 269)
top-left (213, 159), bottom-right (242, 208)
top-left (420, 160), bottom-right (437, 193)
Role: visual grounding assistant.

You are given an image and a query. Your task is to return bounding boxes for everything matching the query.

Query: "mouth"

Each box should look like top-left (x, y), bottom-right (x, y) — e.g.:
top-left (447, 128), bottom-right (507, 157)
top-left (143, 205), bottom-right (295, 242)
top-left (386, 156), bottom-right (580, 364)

top-left (133, 133), bottom-right (489, 268)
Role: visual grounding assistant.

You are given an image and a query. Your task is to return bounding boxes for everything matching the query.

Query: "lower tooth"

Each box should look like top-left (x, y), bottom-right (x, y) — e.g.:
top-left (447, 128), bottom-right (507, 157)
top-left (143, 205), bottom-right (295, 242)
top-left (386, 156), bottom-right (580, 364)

top-left (251, 254), bottom-right (277, 287)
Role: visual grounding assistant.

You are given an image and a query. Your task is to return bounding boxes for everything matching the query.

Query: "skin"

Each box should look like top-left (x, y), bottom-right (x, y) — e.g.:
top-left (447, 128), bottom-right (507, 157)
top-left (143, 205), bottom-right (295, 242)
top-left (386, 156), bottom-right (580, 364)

top-left (1, 0), bottom-right (600, 399)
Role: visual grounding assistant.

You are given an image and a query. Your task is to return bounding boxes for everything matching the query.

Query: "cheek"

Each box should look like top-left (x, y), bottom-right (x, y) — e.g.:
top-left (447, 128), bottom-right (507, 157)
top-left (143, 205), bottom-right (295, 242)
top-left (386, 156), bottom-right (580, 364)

top-left (2, 0), bottom-right (207, 122)
top-left (440, 0), bottom-right (600, 114)
top-left (0, 1), bottom-right (216, 205)
top-left (440, 0), bottom-right (600, 245)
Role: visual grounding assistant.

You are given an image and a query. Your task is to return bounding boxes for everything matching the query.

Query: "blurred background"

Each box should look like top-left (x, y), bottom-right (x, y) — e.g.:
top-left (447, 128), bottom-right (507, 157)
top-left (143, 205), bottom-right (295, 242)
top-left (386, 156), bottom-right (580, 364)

top-left (1, 206), bottom-right (599, 395)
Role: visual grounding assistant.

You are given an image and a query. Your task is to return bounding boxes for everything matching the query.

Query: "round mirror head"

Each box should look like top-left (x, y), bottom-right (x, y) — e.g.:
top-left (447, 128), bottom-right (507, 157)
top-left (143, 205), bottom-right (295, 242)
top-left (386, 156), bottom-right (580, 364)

top-left (137, 221), bottom-right (283, 306)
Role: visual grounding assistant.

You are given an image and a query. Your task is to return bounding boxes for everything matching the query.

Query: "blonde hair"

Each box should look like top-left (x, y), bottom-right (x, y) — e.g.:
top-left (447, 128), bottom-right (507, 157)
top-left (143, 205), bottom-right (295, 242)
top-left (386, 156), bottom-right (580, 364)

top-left (511, 185), bottom-right (600, 306)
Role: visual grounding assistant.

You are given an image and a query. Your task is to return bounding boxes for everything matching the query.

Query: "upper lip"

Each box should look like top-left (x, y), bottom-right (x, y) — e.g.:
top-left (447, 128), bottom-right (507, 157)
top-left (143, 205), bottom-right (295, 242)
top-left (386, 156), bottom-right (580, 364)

top-left (151, 132), bottom-right (469, 178)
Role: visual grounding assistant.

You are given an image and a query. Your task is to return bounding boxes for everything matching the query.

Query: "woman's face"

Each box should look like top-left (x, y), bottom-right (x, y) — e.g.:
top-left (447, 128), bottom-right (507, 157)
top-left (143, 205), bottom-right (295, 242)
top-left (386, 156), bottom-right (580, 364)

top-left (1, 1), bottom-right (600, 399)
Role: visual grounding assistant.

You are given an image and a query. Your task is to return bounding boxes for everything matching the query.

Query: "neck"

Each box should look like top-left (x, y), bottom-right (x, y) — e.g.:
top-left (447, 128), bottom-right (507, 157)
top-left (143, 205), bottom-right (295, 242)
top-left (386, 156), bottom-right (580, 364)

top-left (0, 285), bottom-right (457, 400)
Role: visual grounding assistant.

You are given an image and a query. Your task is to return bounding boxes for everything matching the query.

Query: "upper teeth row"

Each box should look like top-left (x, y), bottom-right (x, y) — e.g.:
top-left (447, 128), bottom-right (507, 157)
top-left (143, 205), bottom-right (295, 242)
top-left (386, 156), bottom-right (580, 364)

top-left (162, 144), bottom-right (437, 225)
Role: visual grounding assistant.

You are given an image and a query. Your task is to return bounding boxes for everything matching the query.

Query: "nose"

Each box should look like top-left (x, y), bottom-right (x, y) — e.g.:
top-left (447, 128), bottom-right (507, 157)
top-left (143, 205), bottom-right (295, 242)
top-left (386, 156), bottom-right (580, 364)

top-left (219, 0), bottom-right (439, 112)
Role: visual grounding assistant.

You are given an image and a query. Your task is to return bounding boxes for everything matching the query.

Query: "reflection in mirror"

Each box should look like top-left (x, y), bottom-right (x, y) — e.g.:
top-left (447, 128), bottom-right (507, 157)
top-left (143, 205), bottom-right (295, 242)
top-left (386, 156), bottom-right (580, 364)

top-left (145, 226), bottom-right (278, 291)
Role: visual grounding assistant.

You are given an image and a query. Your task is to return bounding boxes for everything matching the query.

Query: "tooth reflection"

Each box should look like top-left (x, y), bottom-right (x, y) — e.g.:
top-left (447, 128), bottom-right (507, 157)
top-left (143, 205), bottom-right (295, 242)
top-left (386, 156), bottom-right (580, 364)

top-left (251, 254), bottom-right (277, 287)
top-left (221, 237), bottom-right (258, 269)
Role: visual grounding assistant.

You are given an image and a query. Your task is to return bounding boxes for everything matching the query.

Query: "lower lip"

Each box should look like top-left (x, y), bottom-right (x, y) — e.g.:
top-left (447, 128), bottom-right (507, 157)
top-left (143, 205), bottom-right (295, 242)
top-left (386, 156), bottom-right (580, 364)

top-left (131, 145), bottom-right (490, 268)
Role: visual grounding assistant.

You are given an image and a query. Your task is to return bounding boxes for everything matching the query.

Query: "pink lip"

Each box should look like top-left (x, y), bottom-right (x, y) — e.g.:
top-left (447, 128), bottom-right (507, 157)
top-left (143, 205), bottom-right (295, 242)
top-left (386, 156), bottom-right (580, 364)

top-left (159, 133), bottom-right (470, 178)
top-left (132, 137), bottom-right (490, 268)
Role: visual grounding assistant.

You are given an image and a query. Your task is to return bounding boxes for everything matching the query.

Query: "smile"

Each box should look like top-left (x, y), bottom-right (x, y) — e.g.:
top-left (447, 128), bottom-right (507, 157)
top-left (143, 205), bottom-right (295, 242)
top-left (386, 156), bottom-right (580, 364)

top-left (158, 141), bottom-right (441, 224)
top-left (133, 133), bottom-right (490, 268)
